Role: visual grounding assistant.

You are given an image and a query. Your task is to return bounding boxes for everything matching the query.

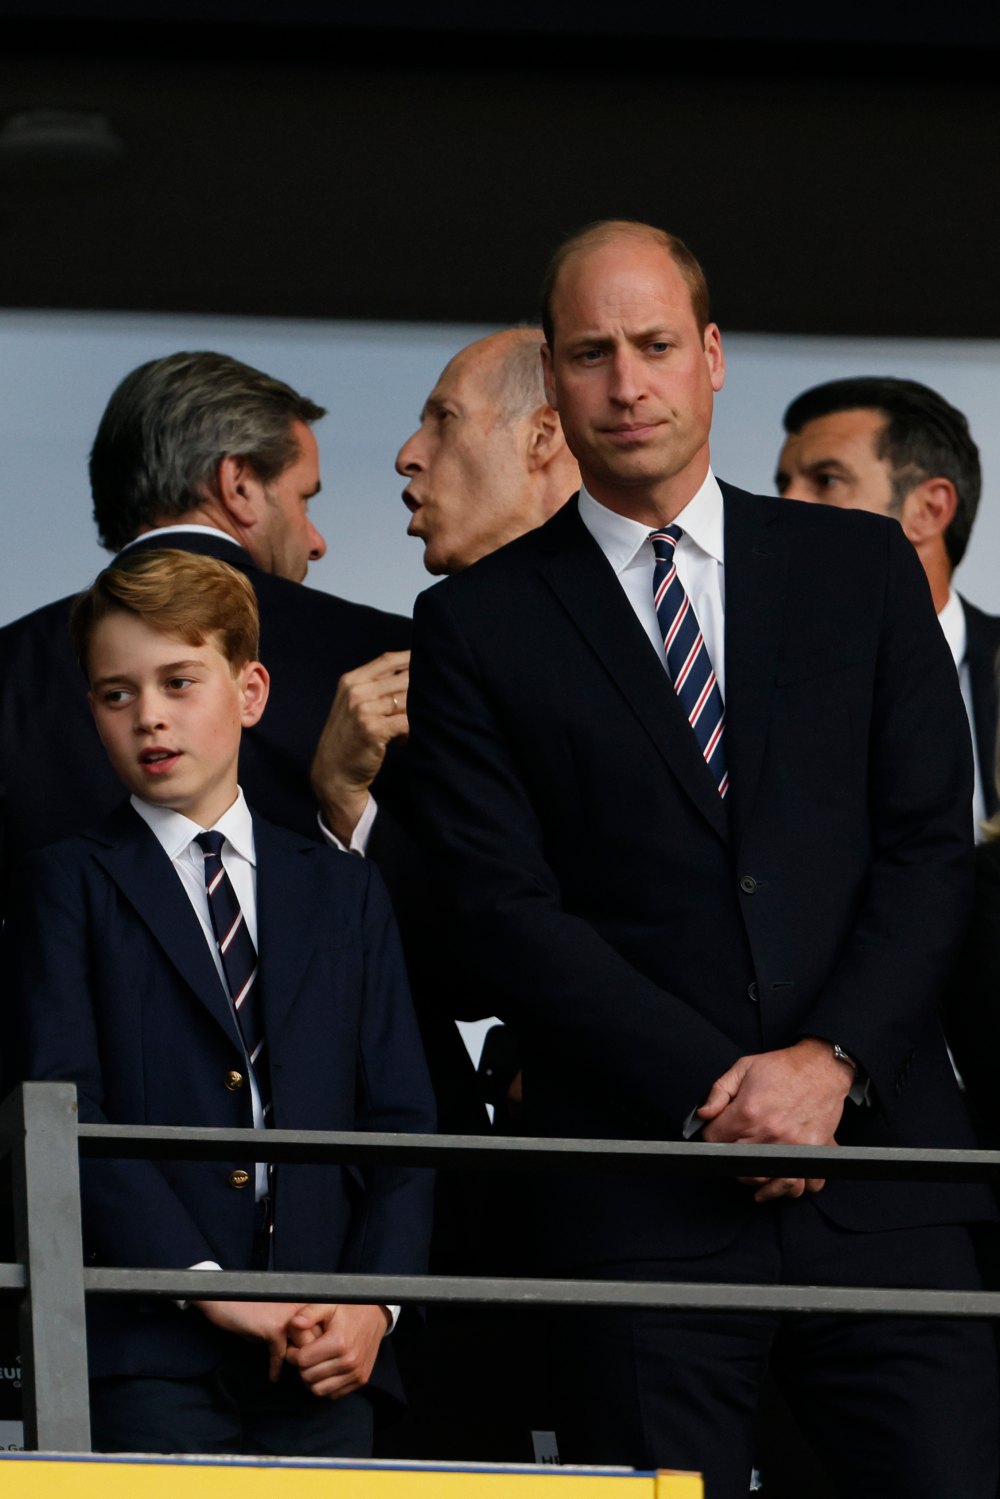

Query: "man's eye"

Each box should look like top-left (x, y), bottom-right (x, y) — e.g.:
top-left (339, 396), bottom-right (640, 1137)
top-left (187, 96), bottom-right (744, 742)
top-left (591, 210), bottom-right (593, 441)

top-left (578, 349), bottom-right (604, 363)
top-left (814, 473), bottom-right (842, 490)
top-left (648, 341), bottom-right (670, 354)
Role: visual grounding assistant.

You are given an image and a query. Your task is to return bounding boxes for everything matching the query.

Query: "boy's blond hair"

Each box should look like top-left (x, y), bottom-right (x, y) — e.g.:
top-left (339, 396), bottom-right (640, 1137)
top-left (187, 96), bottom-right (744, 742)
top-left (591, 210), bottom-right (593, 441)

top-left (70, 549), bottom-right (260, 676)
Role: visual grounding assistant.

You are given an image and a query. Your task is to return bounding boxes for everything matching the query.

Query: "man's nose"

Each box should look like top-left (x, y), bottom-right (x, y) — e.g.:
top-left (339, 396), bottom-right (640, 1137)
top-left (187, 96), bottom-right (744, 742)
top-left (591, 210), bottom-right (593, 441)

top-left (608, 350), bottom-right (642, 406)
top-left (396, 431), bottom-right (424, 477)
top-left (308, 518), bottom-right (327, 560)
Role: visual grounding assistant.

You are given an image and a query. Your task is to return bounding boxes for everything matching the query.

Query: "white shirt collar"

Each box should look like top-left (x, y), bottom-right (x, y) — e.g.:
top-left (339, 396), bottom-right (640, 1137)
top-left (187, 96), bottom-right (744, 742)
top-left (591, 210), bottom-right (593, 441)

top-left (130, 787), bottom-right (256, 865)
top-left (937, 589), bottom-right (966, 669)
top-left (120, 523), bottom-right (246, 554)
top-left (577, 470), bottom-right (725, 575)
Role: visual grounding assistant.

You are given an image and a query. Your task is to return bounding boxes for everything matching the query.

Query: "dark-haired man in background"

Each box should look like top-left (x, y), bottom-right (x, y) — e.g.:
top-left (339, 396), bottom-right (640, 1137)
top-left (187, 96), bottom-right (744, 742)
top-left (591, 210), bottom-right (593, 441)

top-left (776, 376), bottom-right (1000, 830)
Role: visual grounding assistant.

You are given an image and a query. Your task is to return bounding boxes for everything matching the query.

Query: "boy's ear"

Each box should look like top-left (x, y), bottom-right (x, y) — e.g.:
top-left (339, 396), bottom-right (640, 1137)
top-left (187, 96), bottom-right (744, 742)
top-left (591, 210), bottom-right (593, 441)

top-left (238, 661), bottom-right (270, 727)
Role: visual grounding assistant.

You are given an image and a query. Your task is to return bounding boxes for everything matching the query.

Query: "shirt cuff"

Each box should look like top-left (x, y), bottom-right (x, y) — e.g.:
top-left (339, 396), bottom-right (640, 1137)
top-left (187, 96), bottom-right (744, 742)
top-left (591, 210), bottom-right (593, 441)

top-left (317, 793), bottom-right (378, 856)
top-left (384, 1304), bottom-right (400, 1332)
top-left (176, 1260), bottom-right (222, 1311)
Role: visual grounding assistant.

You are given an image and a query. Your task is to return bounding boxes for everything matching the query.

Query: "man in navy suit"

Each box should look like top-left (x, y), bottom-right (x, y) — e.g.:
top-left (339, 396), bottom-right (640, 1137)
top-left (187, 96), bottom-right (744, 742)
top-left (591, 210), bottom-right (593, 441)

top-left (406, 220), bottom-right (998, 1496)
top-left (5, 548), bottom-right (435, 1456)
top-left (776, 375), bottom-right (1000, 830)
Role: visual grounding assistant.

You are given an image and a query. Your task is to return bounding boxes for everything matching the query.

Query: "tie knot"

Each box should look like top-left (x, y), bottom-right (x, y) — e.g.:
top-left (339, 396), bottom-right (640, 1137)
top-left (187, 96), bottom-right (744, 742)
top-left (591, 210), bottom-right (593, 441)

top-left (650, 524), bottom-right (683, 560)
top-left (196, 830), bottom-right (225, 860)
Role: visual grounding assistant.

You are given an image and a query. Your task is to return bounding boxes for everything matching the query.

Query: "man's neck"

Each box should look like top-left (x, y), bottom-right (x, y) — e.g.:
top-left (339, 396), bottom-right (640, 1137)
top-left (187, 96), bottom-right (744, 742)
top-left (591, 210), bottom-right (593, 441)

top-left (138, 502), bottom-right (242, 547)
top-left (917, 539), bottom-right (953, 614)
top-left (582, 454), bottom-right (711, 530)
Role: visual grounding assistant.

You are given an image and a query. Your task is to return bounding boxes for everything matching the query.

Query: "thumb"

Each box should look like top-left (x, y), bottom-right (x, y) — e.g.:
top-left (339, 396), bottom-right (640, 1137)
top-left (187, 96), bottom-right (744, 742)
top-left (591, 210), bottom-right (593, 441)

top-left (697, 1058), bottom-right (749, 1119)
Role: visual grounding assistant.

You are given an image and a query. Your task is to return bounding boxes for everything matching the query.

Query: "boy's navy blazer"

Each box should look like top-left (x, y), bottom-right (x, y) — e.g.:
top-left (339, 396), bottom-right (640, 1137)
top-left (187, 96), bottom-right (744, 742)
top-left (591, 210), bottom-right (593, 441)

top-left (8, 800), bottom-right (436, 1386)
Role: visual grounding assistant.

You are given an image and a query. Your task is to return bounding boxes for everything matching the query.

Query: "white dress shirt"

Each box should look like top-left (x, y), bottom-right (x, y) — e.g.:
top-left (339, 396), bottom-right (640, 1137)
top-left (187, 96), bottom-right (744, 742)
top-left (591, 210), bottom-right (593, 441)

top-left (937, 590), bottom-right (986, 840)
top-left (577, 469), bottom-right (727, 698)
top-left (131, 789), bottom-right (267, 1196)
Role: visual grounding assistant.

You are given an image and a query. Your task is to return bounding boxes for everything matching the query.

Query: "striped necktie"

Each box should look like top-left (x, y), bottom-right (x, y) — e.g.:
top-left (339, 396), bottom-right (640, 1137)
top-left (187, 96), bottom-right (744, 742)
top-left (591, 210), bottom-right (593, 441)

top-left (195, 830), bottom-right (271, 1117)
top-left (650, 525), bottom-right (728, 798)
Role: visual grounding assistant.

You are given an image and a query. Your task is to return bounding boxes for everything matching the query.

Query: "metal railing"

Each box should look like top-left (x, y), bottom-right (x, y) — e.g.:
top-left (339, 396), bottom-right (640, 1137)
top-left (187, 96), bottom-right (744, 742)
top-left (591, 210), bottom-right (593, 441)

top-left (3, 1080), bottom-right (1000, 1452)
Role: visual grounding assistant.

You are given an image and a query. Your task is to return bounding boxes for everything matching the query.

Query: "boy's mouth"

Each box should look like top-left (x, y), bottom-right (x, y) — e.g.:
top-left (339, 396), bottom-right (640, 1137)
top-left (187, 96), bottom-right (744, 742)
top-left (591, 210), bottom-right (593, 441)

top-left (139, 747), bottom-right (181, 772)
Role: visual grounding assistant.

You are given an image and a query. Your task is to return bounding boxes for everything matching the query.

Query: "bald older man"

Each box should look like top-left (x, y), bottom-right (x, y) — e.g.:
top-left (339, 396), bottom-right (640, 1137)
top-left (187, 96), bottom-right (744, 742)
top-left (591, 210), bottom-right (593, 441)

top-left (311, 327), bottom-right (578, 841)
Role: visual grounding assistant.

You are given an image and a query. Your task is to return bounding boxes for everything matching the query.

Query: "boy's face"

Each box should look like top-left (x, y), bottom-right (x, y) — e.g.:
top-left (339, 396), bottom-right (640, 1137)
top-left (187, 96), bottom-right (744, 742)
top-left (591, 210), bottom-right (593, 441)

top-left (87, 611), bottom-right (269, 828)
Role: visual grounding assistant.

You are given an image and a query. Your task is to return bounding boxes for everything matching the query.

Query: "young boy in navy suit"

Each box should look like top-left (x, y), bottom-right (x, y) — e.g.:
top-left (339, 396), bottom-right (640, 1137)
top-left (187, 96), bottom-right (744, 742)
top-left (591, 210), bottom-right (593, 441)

top-left (6, 549), bottom-right (435, 1457)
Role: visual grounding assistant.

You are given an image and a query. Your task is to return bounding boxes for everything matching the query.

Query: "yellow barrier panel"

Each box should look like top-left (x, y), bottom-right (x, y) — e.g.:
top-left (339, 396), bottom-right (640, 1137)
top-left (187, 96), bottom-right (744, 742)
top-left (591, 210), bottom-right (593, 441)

top-left (0, 1454), bottom-right (702, 1498)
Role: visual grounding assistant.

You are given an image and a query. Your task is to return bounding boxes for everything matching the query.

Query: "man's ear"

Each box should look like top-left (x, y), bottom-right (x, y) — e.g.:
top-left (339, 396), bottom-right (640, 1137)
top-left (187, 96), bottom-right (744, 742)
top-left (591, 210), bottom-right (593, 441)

top-left (525, 404), bottom-right (564, 473)
top-left (239, 662), bottom-right (270, 727)
top-left (899, 476), bottom-right (957, 546)
top-left (540, 343), bottom-right (558, 409)
top-left (216, 454), bottom-right (261, 529)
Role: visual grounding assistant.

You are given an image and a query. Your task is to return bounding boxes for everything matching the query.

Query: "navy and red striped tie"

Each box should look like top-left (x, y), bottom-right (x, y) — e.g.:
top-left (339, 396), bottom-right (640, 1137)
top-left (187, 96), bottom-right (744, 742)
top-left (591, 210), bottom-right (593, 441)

top-left (196, 830), bottom-right (271, 1116)
top-left (650, 525), bottom-right (728, 798)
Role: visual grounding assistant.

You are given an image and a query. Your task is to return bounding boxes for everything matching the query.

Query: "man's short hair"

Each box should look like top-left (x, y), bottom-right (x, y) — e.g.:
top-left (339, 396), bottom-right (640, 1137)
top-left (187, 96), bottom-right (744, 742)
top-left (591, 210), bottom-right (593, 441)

top-left (487, 329), bottom-right (548, 424)
top-left (90, 351), bottom-right (326, 552)
top-left (783, 376), bottom-right (982, 569)
top-left (540, 219), bottom-right (711, 347)
top-left (70, 548), bottom-right (260, 676)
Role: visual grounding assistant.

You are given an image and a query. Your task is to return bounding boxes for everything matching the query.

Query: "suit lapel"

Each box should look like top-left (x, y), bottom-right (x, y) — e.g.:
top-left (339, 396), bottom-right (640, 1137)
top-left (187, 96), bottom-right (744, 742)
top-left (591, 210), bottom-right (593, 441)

top-left (253, 817), bottom-right (322, 1041)
top-left (89, 803), bottom-right (241, 1047)
top-left (721, 484), bottom-right (788, 845)
top-left (536, 502), bottom-right (730, 843)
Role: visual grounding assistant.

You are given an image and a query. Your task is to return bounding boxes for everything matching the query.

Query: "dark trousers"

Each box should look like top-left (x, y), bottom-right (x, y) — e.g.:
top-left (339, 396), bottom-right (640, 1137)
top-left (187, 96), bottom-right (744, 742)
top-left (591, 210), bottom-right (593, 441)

top-left (90, 1346), bottom-right (375, 1459)
top-left (554, 1202), bottom-right (998, 1499)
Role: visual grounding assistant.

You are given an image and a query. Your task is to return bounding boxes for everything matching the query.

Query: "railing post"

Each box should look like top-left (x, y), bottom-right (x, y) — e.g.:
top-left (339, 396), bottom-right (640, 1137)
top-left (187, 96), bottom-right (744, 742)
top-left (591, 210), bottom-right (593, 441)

top-left (4, 1083), bottom-right (90, 1451)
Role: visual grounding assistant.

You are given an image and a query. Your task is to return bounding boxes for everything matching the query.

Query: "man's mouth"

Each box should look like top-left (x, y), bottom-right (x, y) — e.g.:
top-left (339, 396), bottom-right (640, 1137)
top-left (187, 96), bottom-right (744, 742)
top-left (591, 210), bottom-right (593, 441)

top-left (402, 488), bottom-right (419, 514)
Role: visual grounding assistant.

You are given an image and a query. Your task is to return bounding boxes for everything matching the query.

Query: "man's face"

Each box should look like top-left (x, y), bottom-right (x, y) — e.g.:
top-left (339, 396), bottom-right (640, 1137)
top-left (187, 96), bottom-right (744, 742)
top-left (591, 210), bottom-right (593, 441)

top-left (396, 345), bottom-right (536, 575)
top-left (249, 420), bottom-right (326, 582)
top-left (88, 611), bottom-right (268, 828)
top-left (541, 237), bottom-right (725, 514)
top-left (775, 408), bottom-right (898, 514)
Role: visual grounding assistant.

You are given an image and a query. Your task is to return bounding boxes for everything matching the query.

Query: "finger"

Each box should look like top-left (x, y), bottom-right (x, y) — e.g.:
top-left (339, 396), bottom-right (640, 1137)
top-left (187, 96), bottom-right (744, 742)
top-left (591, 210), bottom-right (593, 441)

top-left (342, 651), bottom-right (411, 687)
top-left (268, 1333), bottom-right (288, 1383)
top-left (696, 1080), bottom-right (735, 1119)
top-left (290, 1303), bottom-right (335, 1330)
top-left (753, 1177), bottom-right (805, 1203)
top-left (804, 1177), bottom-right (827, 1194)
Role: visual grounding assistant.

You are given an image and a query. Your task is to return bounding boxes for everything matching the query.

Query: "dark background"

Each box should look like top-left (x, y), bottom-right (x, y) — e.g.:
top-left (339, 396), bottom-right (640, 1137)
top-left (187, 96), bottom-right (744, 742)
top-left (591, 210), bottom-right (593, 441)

top-left (1, 6), bottom-right (998, 336)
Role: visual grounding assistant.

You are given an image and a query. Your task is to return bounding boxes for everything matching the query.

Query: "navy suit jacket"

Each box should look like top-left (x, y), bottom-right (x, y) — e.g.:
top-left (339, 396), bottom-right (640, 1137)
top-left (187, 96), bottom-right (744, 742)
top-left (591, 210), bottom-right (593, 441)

top-left (407, 484), bottom-right (992, 1268)
top-left (5, 801), bottom-right (436, 1384)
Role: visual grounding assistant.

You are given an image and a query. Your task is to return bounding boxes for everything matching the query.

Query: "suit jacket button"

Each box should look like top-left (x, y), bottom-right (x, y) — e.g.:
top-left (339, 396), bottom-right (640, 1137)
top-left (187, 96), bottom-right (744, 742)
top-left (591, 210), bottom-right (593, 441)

top-left (739, 875), bottom-right (758, 894)
top-left (225, 1070), bottom-right (245, 1091)
top-left (228, 1169), bottom-right (251, 1190)
top-left (747, 982), bottom-right (759, 1002)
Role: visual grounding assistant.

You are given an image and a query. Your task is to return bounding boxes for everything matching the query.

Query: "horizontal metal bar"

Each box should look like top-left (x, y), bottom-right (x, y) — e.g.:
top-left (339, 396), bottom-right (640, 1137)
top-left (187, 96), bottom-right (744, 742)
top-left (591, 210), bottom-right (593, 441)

top-left (0, 1264), bottom-right (27, 1292)
top-left (76, 1124), bottom-right (1000, 1183)
top-left (82, 1267), bottom-right (1000, 1320)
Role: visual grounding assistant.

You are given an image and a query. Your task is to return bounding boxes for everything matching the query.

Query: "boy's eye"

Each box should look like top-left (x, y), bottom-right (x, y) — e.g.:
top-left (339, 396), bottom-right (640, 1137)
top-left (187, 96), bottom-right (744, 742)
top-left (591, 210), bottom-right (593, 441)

top-left (101, 688), bottom-right (132, 705)
top-left (165, 677), bottom-right (195, 691)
